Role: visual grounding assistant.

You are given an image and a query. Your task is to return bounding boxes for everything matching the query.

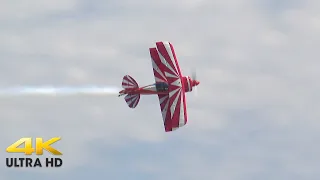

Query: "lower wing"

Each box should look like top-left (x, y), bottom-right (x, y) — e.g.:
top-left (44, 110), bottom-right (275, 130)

top-left (158, 88), bottom-right (187, 132)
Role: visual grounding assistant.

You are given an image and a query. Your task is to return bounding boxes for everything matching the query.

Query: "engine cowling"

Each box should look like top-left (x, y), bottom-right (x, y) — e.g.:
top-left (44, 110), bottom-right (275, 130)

top-left (182, 76), bottom-right (193, 92)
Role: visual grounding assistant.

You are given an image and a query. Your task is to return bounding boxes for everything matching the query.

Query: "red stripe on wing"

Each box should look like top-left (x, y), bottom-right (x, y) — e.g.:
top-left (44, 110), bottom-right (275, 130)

top-left (158, 94), bottom-right (172, 132)
top-left (169, 42), bottom-right (183, 77)
top-left (172, 92), bottom-right (182, 128)
top-left (150, 48), bottom-right (167, 83)
top-left (155, 42), bottom-right (179, 77)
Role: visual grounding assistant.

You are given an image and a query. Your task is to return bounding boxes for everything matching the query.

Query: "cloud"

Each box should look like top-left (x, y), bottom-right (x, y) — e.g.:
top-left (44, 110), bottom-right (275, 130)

top-left (1, 0), bottom-right (320, 179)
top-left (0, 0), bottom-right (77, 20)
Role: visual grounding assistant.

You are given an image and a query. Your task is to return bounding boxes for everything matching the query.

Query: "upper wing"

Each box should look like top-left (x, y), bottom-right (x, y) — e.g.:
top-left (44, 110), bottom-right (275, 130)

top-left (150, 47), bottom-right (171, 131)
top-left (149, 42), bottom-right (188, 132)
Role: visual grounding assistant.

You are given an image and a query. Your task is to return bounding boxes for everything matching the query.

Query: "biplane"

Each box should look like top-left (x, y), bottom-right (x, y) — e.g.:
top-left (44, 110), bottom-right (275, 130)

top-left (118, 41), bottom-right (200, 132)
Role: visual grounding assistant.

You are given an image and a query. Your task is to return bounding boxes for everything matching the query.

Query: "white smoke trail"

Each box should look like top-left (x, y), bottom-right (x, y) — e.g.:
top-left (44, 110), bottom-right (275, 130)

top-left (0, 86), bottom-right (121, 96)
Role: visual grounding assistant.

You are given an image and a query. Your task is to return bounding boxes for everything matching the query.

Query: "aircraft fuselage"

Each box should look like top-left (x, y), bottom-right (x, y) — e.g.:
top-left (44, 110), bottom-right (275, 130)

top-left (118, 77), bottom-right (199, 97)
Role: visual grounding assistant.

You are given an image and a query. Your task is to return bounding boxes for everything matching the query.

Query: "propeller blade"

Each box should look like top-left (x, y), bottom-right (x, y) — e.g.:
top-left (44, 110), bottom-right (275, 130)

top-left (190, 69), bottom-right (198, 97)
top-left (192, 70), bottom-right (197, 80)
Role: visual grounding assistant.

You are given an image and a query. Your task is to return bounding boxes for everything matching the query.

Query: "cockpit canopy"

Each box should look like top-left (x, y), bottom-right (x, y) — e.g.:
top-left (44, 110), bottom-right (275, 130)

top-left (155, 82), bottom-right (169, 92)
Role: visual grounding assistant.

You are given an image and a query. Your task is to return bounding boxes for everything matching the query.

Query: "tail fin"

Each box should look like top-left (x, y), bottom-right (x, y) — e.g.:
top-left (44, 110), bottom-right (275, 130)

top-left (122, 75), bottom-right (140, 108)
top-left (122, 75), bottom-right (139, 89)
top-left (124, 94), bottom-right (140, 108)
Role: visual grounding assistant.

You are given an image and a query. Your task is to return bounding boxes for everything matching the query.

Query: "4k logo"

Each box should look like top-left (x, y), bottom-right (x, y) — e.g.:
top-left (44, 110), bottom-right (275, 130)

top-left (6, 137), bottom-right (63, 168)
top-left (6, 137), bottom-right (62, 155)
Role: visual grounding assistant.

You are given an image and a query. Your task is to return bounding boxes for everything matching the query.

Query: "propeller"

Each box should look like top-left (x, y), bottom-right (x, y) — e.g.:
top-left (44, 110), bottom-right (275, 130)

top-left (191, 70), bottom-right (198, 96)
top-left (192, 70), bottom-right (197, 81)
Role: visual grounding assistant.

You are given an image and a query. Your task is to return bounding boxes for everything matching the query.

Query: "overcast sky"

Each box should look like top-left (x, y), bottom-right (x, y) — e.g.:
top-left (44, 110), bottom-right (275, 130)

top-left (0, 0), bottom-right (320, 179)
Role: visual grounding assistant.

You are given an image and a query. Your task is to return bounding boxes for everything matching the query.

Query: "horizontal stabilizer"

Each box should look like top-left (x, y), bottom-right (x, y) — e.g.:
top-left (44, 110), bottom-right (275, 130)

top-left (122, 75), bottom-right (138, 89)
top-left (124, 94), bottom-right (140, 108)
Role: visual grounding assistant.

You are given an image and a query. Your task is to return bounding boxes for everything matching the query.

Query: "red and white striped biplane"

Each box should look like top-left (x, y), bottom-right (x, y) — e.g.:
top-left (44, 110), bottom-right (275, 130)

top-left (118, 41), bottom-right (200, 132)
